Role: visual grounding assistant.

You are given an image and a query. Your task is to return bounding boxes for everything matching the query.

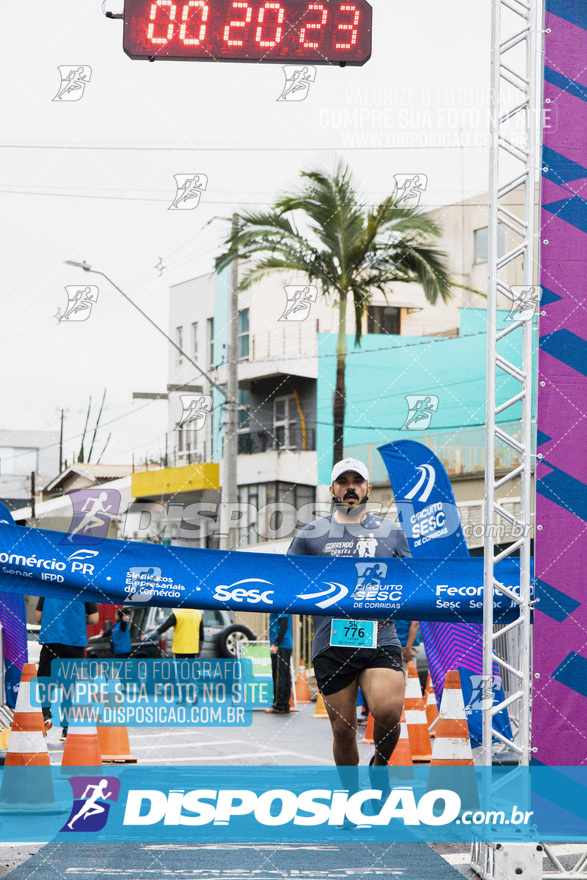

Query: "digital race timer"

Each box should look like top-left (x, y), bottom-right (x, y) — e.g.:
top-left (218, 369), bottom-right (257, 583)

top-left (123, 0), bottom-right (372, 65)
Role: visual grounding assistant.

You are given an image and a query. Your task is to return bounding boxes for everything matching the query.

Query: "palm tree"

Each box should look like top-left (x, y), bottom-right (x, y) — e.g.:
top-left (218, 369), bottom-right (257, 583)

top-left (215, 163), bottom-right (453, 465)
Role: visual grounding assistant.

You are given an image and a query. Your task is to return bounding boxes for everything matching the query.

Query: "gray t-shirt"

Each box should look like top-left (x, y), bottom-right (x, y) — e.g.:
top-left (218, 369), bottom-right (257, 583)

top-left (287, 512), bottom-right (411, 659)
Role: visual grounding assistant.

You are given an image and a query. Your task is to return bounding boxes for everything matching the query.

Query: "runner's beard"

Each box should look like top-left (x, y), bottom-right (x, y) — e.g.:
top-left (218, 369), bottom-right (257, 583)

top-left (331, 489), bottom-right (370, 519)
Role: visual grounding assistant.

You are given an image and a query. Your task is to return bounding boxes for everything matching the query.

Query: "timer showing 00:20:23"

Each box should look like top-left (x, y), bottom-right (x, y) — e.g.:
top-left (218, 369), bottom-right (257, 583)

top-left (122, 0), bottom-right (373, 65)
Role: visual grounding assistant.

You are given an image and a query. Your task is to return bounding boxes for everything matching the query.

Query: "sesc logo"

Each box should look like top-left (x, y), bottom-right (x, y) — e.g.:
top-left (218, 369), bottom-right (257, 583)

top-left (403, 464), bottom-right (436, 504)
top-left (212, 579), bottom-right (274, 606)
top-left (296, 582), bottom-right (349, 610)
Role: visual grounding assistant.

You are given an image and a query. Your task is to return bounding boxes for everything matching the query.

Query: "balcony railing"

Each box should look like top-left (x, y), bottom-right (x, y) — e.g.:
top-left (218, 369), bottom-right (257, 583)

top-left (345, 420), bottom-right (535, 482)
top-left (237, 427), bottom-right (316, 455)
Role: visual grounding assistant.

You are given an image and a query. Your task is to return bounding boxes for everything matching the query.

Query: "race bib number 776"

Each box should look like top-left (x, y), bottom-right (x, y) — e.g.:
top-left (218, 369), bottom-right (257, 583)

top-left (330, 619), bottom-right (377, 649)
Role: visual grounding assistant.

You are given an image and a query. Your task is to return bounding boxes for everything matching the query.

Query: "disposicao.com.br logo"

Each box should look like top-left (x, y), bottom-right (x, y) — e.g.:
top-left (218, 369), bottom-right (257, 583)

top-left (122, 785), bottom-right (531, 831)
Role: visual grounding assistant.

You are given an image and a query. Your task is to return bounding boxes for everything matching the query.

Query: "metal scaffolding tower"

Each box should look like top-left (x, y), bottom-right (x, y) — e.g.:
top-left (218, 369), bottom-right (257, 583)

top-left (472, 0), bottom-right (543, 875)
top-left (483, 0), bottom-right (540, 768)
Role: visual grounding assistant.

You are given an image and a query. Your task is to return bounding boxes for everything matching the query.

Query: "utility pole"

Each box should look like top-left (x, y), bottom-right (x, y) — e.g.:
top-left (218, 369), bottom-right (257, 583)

top-left (30, 472), bottom-right (36, 521)
top-left (218, 214), bottom-right (240, 552)
top-left (59, 409), bottom-right (64, 474)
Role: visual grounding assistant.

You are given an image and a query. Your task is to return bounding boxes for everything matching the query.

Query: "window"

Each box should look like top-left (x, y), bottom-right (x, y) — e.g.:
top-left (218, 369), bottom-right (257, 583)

top-left (238, 309), bottom-right (249, 360)
top-left (237, 482), bottom-right (316, 546)
top-left (273, 395), bottom-right (299, 449)
top-left (474, 224), bottom-right (507, 264)
top-left (176, 326), bottom-right (183, 364)
top-left (191, 322), bottom-right (198, 359)
top-left (238, 389), bottom-right (250, 431)
top-left (366, 305), bottom-right (401, 335)
top-left (207, 318), bottom-right (214, 368)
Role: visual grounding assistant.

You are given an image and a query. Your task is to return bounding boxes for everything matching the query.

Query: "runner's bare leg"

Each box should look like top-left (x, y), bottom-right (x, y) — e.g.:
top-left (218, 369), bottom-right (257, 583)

top-left (323, 680), bottom-right (360, 792)
top-left (359, 667), bottom-right (405, 765)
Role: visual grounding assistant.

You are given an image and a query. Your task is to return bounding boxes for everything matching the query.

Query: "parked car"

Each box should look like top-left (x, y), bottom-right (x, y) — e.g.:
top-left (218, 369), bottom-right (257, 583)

top-left (86, 607), bottom-right (256, 659)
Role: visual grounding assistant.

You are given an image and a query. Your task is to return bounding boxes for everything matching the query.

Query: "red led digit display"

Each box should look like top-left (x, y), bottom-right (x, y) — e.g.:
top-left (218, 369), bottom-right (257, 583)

top-left (123, 0), bottom-right (372, 65)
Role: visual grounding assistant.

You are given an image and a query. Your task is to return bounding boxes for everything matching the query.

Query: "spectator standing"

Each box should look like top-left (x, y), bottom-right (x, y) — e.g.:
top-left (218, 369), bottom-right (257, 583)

top-left (104, 607), bottom-right (132, 658)
top-left (394, 619), bottom-right (421, 669)
top-left (144, 608), bottom-right (204, 658)
top-left (265, 612), bottom-right (293, 715)
top-left (36, 596), bottom-right (99, 740)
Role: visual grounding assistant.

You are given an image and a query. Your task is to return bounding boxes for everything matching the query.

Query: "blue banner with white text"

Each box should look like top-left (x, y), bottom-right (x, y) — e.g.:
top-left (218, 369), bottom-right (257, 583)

top-left (0, 766), bottom-right (584, 843)
top-left (0, 522), bottom-right (527, 623)
top-left (378, 440), bottom-right (514, 746)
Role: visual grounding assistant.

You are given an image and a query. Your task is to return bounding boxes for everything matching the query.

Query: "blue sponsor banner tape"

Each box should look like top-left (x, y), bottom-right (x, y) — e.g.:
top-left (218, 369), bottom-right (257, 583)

top-left (0, 523), bottom-right (526, 622)
top-left (0, 767), bottom-right (584, 843)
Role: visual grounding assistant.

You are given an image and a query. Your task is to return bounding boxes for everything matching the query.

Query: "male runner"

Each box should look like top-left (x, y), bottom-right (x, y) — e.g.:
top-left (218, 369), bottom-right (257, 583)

top-left (287, 458), bottom-right (409, 794)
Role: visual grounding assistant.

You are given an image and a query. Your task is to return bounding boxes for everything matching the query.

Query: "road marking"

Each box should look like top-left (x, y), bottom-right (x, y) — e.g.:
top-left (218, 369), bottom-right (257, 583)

top-left (130, 731), bottom-right (214, 740)
top-left (138, 751), bottom-right (293, 763)
top-left (136, 749), bottom-right (333, 764)
top-left (441, 853), bottom-right (471, 865)
top-left (130, 740), bottom-right (242, 750)
top-left (143, 844), bottom-right (340, 851)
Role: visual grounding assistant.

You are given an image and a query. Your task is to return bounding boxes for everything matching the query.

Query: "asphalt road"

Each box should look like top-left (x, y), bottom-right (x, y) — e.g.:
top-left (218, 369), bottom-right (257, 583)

top-left (0, 702), bottom-right (477, 879)
top-left (4, 702), bottom-right (584, 878)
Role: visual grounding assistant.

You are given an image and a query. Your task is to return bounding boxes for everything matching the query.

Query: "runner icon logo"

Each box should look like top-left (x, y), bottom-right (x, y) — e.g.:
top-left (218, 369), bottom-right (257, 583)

top-left (393, 173), bottom-right (428, 208)
top-left (53, 66), bottom-right (92, 102)
top-left (169, 174), bottom-right (208, 210)
top-left (277, 66), bottom-right (316, 102)
top-left (353, 562), bottom-right (387, 593)
top-left (278, 285), bottom-right (318, 322)
top-left (401, 395), bottom-right (439, 431)
top-left (58, 286), bottom-right (99, 322)
top-left (62, 488), bottom-right (121, 545)
top-left (61, 776), bottom-right (120, 833)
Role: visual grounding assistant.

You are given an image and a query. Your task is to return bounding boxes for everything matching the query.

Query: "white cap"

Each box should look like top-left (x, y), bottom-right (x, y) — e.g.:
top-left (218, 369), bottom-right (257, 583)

top-left (331, 458), bottom-right (370, 485)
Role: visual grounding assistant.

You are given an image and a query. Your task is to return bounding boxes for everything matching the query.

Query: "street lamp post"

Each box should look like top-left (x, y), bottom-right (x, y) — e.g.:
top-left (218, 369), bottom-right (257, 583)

top-left (64, 260), bottom-right (240, 552)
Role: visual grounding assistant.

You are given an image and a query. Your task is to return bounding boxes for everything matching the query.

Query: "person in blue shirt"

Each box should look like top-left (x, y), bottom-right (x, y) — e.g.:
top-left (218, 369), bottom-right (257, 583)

top-left (36, 597), bottom-right (99, 739)
top-left (104, 607), bottom-right (132, 657)
top-left (393, 619), bottom-right (420, 668)
top-left (265, 612), bottom-right (293, 715)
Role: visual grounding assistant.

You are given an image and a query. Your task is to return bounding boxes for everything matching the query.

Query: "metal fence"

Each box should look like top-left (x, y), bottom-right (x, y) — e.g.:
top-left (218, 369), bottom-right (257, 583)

top-left (237, 427), bottom-right (316, 455)
top-left (345, 420), bottom-right (534, 482)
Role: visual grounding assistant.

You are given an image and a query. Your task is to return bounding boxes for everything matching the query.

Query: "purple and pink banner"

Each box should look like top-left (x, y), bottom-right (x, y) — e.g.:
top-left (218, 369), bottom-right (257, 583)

top-left (533, 0), bottom-right (587, 765)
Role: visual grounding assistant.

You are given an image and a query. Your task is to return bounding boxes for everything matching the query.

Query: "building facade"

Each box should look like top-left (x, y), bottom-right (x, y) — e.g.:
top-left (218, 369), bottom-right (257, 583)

top-left (131, 185), bottom-right (536, 658)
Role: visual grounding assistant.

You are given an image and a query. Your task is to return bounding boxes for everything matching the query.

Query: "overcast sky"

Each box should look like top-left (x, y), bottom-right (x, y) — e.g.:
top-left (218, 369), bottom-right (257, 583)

top-left (0, 0), bottom-right (494, 470)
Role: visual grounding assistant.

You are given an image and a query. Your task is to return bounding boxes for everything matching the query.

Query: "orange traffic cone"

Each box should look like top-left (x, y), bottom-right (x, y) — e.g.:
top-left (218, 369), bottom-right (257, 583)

top-left (428, 669), bottom-right (478, 810)
top-left (359, 712), bottom-right (374, 744)
top-left (424, 673), bottom-right (439, 733)
top-left (61, 707), bottom-right (102, 768)
top-left (289, 683), bottom-right (300, 713)
top-left (295, 661), bottom-right (311, 704)
top-left (405, 662), bottom-right (432, 761)
top-left (97, 725), bottom-right (137, 763)
top-left (0, 664), bottom-right (61, 812)
top-left (313, 693), bottom-right (329, 718)
top-left (94, 688), bottom-right (137, 763)
top-left (388, 708), bottom-right (414, 779)
top-left (430, 670), bottom-right (474, 767)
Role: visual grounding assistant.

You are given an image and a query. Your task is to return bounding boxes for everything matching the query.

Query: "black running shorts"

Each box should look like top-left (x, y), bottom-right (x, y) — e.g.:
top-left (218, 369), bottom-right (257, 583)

top-left (313, 645), bottom-right (403, 696)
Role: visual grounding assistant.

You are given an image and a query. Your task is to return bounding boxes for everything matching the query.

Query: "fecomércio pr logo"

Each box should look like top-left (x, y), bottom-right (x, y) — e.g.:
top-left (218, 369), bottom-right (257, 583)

top-left (61, 776), bottom-right (121, 833)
